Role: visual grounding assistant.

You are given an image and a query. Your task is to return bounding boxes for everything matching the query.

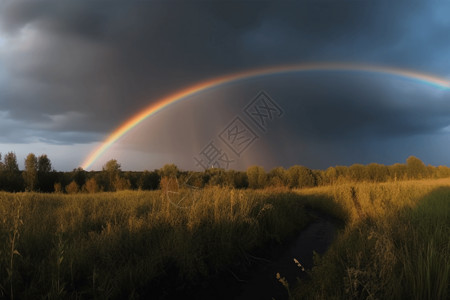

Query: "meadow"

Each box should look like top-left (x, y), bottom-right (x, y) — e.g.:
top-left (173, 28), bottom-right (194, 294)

top-left (0, 178), bottom-right (449, 299)
top-left (0, 187), bottom-right (308, 299)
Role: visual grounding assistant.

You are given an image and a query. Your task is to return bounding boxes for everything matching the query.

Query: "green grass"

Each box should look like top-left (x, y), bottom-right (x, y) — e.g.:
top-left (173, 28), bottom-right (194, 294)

top-left (0, 187), bottom-right (308, 299)
top-left (293, 179), bottom-right (450, 300)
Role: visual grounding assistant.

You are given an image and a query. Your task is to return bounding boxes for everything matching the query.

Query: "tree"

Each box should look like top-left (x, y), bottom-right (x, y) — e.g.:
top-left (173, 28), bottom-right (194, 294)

top-left (231, 171), bottom-right (248, 189)
top-left (335, 166), bottom-right (349, 182)
top-left (436, 165), bottom-right (450, 178)
top-left (268, 167), bottom-right (288, 187)
top-left (37, 154), bottom-right (52, 173)
top-left (102, 159), bottom-right (130, 191)
top-left (324, 166), bottom-right (338, 185)
top-left (247, 166), bottom-right (266, 189)
top-left (54, 182), bottom-right (63, 193)
top-left (83, 178), bottom-right (100, 193)
top-left (388, 163), bottom-right (407, 181)
top-left (138, 170), bottom-right (160, 190)
top-left (287, 165), bottom-right (316, 188)
top-left (72, 167), bottom-right (87, 187)
top-left (114, 177), bottom-right (131, 191)
top-left (2, 152), bottom-right (23, 191)
top-left (37, 154), bottom-right (55, 192)
top-left (160, 164), bottom-right (179, 178)
top-left (65, 180), bottom-right (79, 194)
top-left (224, 170), bottom-right (248, 189)
top-left (348, 164), bottom-right (368, 182)
top-left (103, 160), bottom-right (121, 190)
top-left (185, 171), bottom-right (206, 189)
top-left (206, 168), bottom-right (227, 187)
top-left (4, 152), bottom-right (19, 172)
top-left (367, 163), bottom-right (389, 182)
top-left (297, 167), bottom-right (316, 188)
top-left (406, 156), bottom-right (427, 179)
top-left (23, 153), bottom-right (38, 191)
top-left (426, 165), bottom-right (436, 179)
top-left (313, 170), bottom-right (325, 186)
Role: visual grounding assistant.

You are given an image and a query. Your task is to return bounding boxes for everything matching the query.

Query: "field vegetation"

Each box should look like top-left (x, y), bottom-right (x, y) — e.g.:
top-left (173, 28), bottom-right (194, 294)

top-left (293, 179), bottom-right (449, 300)
top-left (0, 188), bottom-right (308, 299)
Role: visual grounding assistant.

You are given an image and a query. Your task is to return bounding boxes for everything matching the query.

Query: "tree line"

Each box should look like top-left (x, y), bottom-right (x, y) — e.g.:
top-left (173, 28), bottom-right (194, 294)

top-left (0, 152), bottom-right (449, 193)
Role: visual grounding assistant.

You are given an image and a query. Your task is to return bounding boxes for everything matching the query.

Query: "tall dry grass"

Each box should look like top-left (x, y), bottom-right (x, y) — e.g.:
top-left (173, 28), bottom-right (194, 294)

top-left (294, 178), bottom-right (450, 300)
top-left (0, 187), bottom-right (308, 299)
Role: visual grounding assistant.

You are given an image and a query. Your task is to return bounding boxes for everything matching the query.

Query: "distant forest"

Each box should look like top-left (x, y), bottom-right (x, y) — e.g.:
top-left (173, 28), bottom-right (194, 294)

top-left (0, 152), bottom-right (449, 193)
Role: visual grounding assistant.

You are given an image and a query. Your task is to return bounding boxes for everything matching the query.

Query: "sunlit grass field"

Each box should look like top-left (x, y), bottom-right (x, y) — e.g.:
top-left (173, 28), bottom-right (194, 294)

top-left (294, 179), bottom-right (450, 300)
top-left (0, 179), bottom-right (449, 299)
top-left (0, 187), bottom-right (308, 299)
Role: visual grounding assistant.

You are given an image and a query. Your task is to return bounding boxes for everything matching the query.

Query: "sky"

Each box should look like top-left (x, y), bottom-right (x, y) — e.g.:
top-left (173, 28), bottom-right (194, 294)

top-left (0, 0), bottom-right (449, 171)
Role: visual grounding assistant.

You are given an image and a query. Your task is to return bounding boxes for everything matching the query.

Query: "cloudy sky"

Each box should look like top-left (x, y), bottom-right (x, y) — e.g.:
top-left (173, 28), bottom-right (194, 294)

top-left (0, 1), bottom-right (449, 171)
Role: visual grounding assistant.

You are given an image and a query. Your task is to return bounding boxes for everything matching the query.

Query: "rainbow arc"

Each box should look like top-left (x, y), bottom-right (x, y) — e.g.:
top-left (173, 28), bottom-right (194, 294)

top-left (81, 63), bottom-right (450, 170)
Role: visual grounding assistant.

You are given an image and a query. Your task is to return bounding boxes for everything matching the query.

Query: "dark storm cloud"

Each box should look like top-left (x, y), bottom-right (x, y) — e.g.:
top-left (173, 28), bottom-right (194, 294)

top-left (0, 0), bottom-right (449, 170)
top-left (275, 74), bottom-right (450, 142)
top-left (240, 1), bottom-right (450, 72)
top-left (0, 1), bottom-right (268, 135)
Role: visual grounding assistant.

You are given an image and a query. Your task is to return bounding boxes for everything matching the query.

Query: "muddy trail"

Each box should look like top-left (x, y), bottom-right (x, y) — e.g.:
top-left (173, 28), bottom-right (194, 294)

top-left (235, 210), bottom-right (339, 300)
top-left (189, 209), bottom-right (340, 300)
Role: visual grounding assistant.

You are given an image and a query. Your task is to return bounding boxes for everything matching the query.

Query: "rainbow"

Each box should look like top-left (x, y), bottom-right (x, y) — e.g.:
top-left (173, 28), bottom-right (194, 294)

top-left (81, 62), bottom-right (450, 170)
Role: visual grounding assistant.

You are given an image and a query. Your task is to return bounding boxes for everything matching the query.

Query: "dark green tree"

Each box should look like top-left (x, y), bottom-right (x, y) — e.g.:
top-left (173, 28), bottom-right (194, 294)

top-left (37, 154), bottom-right (52, 173)
top-left (23, 153), bottom-right (38, 191)
top-left (37, 154), bottom-right (55, 192)
top-left (138, 170), bottom-right (160, 190)
top-left (232, 171), bottom-right (248, 189)
top-left (2, 152), bottom-right (23, 191)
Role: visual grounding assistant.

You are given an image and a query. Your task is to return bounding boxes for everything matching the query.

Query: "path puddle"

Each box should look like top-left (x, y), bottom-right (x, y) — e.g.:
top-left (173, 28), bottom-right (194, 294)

top-left (235, 210), bottom-right (338, 300)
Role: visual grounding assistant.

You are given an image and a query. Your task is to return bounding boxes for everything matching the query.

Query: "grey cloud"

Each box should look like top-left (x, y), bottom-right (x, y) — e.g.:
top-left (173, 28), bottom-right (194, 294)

top-left (0, 1), bottom-right (268, 142)
top-left (279, 75), bottom-right (450, 141)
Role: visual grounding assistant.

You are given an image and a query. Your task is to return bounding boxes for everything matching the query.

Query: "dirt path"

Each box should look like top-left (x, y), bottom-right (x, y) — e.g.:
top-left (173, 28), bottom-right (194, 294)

top-left (235, 210), bottom-right (338, 300)
top-left (189, 210), bottom-right (339, 300)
